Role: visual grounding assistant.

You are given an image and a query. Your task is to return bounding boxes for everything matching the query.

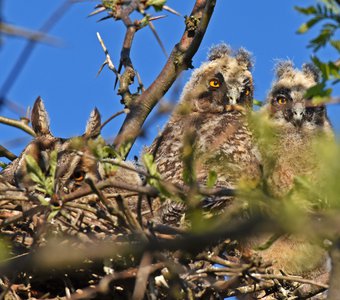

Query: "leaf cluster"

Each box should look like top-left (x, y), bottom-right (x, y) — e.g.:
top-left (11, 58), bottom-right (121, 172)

top-left (296, 1), bottom-right (340, 51)
top-left (25, 150), bottom-right (57, 197)
top-left (295, 0), bottom-right (340, 99)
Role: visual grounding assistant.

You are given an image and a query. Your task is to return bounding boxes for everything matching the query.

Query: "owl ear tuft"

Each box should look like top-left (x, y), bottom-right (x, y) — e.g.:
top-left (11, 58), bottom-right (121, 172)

top-left (235, 48), bottom-right (253, 70)
top-left (84, 108), bottom-right (101, 139)
top-left (302, 63), bottom-right (320, 83)
top-left (31, 96), bottom-right (51, 136)
top-left (208, 43), bottom-right (232, 61)
top-left (275, 60), bottom-right (295, 79)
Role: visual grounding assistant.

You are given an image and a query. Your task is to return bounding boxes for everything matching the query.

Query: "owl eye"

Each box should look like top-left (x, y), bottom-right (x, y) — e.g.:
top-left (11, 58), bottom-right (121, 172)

top-left (244, 87), bottom-right (251, 96)
top-left (276, 97), bottom-right (287, 105)
top-left (209, 78), bottom-right (221, 89)
top-left (73, 170), bottom-right (85, 182)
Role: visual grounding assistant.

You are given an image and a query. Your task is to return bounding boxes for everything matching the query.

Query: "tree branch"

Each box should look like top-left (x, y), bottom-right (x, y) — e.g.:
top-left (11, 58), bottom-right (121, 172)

top-left (0, 145), bottom-right (17, 161)
top-left (0, 116), bottom-right (35, 136)
top-left (113, 0), bottom-right (216, 155)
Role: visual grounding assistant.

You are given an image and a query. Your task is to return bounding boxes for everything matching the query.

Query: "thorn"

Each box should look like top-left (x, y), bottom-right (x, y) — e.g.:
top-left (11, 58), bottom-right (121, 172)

top-left (148, 21), bottom-right (168, 58)
top-left (88, 7), bottom-right (106, 17)
top-left (163, 5), bottom-right (181, 16)
top-left (96, 32), bottom-right (120, 81)
top-left (97, 61), bottom-right (107, 77)
top-left (114, 62), bottom-right (123, 90)
top-left (148, 15), bottom-right (167, 22)
top-left (135, 70), bottom-right (145, 93)
top-left (97, 15), bottom-right (113, 22)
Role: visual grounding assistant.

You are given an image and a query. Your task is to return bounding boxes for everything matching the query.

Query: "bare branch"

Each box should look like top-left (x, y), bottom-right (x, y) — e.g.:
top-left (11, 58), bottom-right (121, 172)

top-left (0, 22), bottom-right (58, 44)
top-left (100, 109), bottom-right (129, 130)
top-left (132, 252), bottom-right (152, 300)
top-left (0, 116), bottom-right (35, 136)
top-left (0, 145), bottom-right (17, 161)
top-left (251, 273), bottom-right (329, 289)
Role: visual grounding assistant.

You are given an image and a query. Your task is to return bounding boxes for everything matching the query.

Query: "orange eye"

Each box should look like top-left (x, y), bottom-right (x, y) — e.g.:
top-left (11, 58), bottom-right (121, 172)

top-left (209, 78), bottom-right (220, 88)
top-left (244, 87), bottom-right (251, 96)
top-left (73, 170), bottom-right (85, 182)
top-left (277, 97), bottom-right (287, 105)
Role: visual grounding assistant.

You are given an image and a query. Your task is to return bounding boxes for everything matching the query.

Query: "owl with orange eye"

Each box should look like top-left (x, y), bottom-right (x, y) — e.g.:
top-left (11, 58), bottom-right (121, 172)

top-left (147, 44), bottom-right (262, 226)
top-left (241, 62), bottom-right (334, 298)
top-left (262, 61), bottom-right (334, 198)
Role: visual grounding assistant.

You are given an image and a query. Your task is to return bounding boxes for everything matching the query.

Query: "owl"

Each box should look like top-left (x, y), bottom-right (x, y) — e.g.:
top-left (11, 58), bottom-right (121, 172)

top-left (262, 61), bottom-right (333, 198)
top-left (243, 61), bottom-right (333, 298)
top-left (1, 97), bottom-right (141, 204)
top-left (147, 44), bottom-right (262, 226)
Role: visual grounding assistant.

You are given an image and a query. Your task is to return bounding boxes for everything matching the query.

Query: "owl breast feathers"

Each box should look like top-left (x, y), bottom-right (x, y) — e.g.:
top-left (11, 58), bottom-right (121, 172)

top-left (147, 44), bottom-right (262, 225)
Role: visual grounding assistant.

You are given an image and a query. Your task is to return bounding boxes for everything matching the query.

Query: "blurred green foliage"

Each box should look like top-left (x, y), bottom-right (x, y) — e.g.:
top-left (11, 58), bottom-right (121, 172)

top-left (295, 0), bottom-right (340, 99)
top-left (26, 150), bottom-right (57, 197)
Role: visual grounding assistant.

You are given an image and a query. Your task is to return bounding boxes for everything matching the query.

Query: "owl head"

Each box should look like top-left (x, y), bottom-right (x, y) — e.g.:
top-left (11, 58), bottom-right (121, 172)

top-left (178, 43), bottom-right (254, 114)
top-left (13, 97), bottom-right (102, 195)
top-left (266, 61), bottom-right (327, 129)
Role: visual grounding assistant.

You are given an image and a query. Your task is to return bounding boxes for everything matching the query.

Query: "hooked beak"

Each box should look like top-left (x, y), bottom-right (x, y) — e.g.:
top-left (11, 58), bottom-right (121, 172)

top-left (229, 97), bottom-right (237, 105)
top-left (292, 103), bottom-right (305, 127)
top-left (225, 104), bottom-right (245, 113)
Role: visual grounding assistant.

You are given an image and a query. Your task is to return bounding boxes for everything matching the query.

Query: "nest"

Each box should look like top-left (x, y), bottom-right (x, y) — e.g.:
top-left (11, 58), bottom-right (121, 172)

top-left (0, 177), bottom-right (328, 300)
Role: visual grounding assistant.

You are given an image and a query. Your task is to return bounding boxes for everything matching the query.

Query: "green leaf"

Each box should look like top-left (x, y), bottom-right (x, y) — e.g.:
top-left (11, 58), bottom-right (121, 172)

top-left (118, 141), bottom-right (132, 159)
top-left (305, 82), bottom-right (332, 99)
top-left (25, 155), bottom-right (45, 185)
top-left (207, 170), bottom-right (217, 188)
top-left (297, 16), bottom-right (323, 34)
top-left (143, 153), bottom-right (159, 178)
top-left (294, 6), bottom-right (317, 15)
top-left (0, 162), bottom-right (8, 169)
top-left (330, 40), bottom-right (340, 52)
top-left (49, 150), bottom-right (57, 177)
top-left (47, 208), bottom-right (60, 222)
top-left (101, 145), bottom-right (117, 159)
top-left (146, 0), bottom-right (166, 11)
top-left (142, 153), bottom-right (173, 199)
top-left (37, 194), bottom-right (50, 206)
top-left (253, 99), bottom-right (263, 107)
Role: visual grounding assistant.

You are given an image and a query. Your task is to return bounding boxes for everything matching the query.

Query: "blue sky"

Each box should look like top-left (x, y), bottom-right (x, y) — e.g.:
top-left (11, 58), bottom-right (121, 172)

top-left (1, 0), bottom-right (339, 160)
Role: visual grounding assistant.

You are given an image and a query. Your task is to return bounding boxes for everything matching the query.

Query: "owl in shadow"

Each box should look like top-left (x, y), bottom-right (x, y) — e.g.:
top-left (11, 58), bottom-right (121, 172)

top-left (1, 97), bottom-right (141, 206)
top-left (147, 44), bottom-right (262, 226)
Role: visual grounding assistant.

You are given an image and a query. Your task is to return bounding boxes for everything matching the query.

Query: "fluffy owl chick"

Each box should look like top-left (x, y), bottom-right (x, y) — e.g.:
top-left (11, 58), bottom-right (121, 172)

top-left (147, 44), bottom-right (262, 226)
top-left (243, 62), bottom-right (333, 298)
top-left (263, 60), bottom-right (333, 198)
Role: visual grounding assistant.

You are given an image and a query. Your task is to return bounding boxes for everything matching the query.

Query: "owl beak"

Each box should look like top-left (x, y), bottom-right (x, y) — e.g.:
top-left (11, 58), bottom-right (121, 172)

top-left (225, 104), bottom-right (245, 112)
top-left (292, 103), bottom-right (305, 127)
top-left (229, 98), bottom-right (237, 105)
top-left (228, 95), bottom-right (238, 105)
